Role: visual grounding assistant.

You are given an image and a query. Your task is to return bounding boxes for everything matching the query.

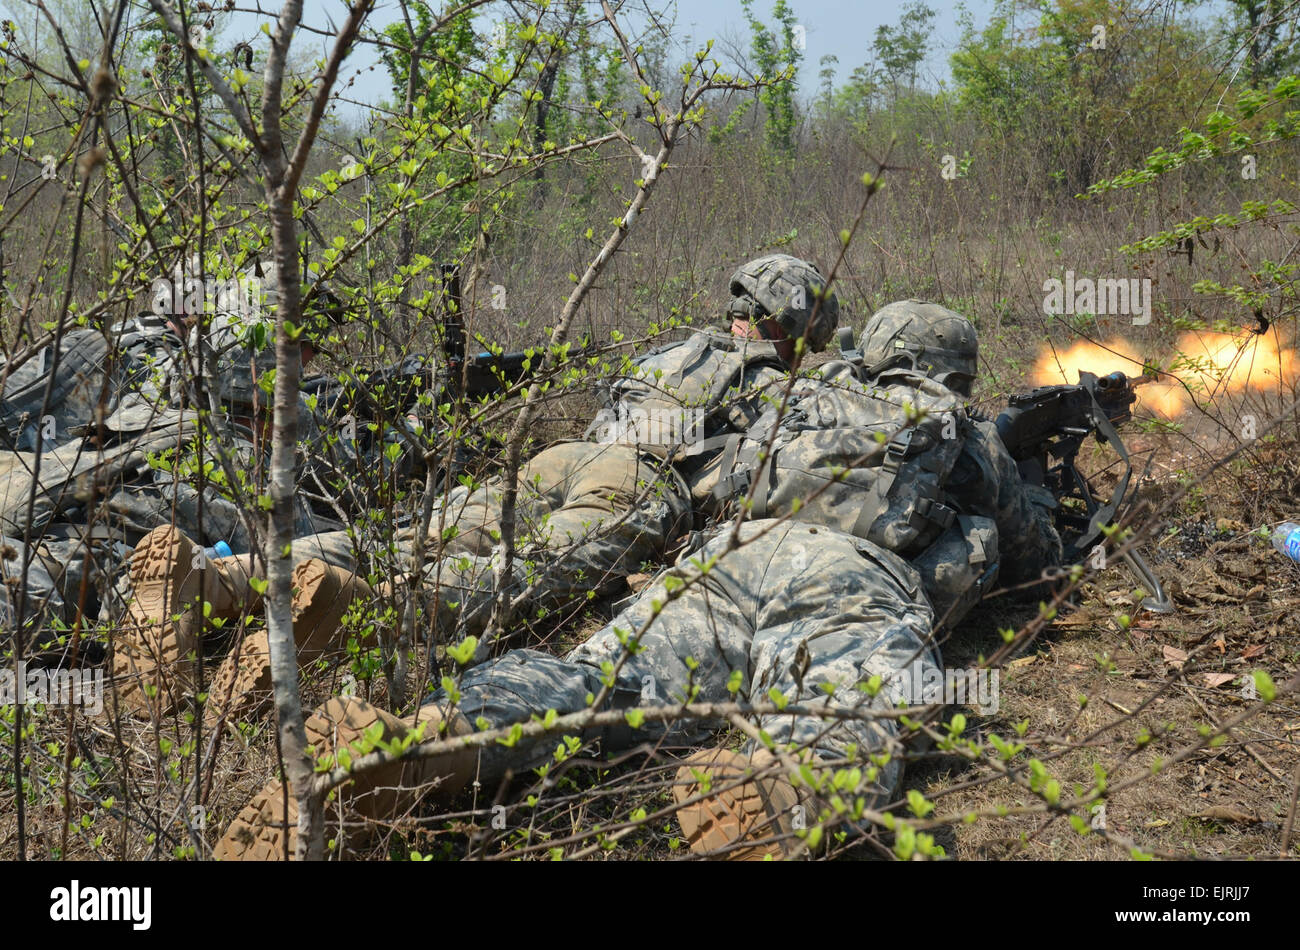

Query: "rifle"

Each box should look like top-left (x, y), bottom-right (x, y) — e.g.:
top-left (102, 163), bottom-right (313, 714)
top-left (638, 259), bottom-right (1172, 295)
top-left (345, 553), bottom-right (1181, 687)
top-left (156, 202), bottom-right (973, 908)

top-left (996, 370), bottom-right (1174, 613)
top-left (303, 348), bottom-right (533, 421)
top-left (304, 262), bottom-right (535, 421)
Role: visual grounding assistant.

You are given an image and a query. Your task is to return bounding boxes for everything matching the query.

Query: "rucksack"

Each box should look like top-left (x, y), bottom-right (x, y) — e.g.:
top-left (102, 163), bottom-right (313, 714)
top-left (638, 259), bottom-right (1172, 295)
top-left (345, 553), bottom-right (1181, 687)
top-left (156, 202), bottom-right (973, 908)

top-left (713, 369), bottom-right (971, 556)
top-left (587, 329), bottom-right (787, 460)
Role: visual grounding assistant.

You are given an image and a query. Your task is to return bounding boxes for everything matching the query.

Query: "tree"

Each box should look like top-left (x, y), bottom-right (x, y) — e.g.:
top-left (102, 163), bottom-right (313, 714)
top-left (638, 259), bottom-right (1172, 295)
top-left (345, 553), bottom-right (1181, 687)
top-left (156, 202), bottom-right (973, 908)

top-left (740, 0), bottom-right (802, 154)
top-left (1222, 0), bottom-right (1300, 88)
top-left (872, 0), bottom-right (936, 101)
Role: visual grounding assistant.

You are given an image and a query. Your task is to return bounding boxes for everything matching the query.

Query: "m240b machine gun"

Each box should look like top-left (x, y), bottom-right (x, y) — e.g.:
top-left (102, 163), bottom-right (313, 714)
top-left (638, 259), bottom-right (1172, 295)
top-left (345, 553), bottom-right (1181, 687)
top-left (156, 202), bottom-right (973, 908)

top-left (996, 370), bottom-right (1174, 613)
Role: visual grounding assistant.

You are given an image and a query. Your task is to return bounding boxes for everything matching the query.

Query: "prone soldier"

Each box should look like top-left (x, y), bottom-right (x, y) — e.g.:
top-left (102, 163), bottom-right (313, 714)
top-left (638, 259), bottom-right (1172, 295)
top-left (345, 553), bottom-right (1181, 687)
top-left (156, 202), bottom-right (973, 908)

top-left (213, 299), bottom-right (1065, 861)
top-left (113, 255), bottom-right (844, 727)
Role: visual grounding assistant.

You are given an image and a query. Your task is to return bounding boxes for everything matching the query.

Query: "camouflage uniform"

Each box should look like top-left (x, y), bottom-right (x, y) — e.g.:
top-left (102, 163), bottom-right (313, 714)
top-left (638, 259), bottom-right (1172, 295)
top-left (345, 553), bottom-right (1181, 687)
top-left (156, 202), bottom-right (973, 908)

top-left (421, 520), bottom-right (938, 792)
top-left (391, 254), bottom-right (842, 647)
top-left (215, 518), bottom-right (938, 859)
top-left (0, 317), bottom-right (194, 647)
top-left (407, 328), bottom-right (795, 645)
top-left (698, 367), bottom-right (1060, 626)
top-left (412, 328), bottom-right (1061, 787)
top-left (0, 300), bottom-right (340, 663)
top-left (214, 299), bottom-right (1067, 859)
top-left (850, 299), bottom-right (1062, 599)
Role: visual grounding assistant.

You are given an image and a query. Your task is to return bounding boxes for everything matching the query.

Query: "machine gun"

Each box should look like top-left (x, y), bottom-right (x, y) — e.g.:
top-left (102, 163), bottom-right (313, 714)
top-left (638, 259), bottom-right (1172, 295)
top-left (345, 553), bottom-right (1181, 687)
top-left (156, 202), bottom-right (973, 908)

top-left (996, 370), bottom-right (1174, 613)
top-left (303, 348), bottom-right (534, 421)
top-left (304, 262), bottom-right (536, 422)
top-left (303, 263), bottom-right (595, 481)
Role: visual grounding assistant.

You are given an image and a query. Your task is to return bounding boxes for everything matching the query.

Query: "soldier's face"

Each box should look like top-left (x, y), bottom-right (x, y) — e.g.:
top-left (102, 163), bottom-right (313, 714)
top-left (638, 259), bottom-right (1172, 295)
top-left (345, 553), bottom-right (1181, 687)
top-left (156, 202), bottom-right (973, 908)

top-left (730, 317), bottom-right (795, 364)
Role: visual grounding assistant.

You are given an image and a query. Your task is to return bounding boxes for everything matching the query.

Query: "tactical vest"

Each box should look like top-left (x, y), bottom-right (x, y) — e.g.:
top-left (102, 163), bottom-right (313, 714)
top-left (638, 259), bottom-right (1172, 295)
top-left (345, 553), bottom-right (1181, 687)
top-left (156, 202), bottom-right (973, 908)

top-left (0, 315), bottom-right (194, 452)
top-left (586, 329), bottom-right (787, 460)
top-left (710, 370), bottom-right (1002, 624)
top-left (713, 371), bottom-right (965, 546)
top-left (190, 311), bottom-right (280, 410)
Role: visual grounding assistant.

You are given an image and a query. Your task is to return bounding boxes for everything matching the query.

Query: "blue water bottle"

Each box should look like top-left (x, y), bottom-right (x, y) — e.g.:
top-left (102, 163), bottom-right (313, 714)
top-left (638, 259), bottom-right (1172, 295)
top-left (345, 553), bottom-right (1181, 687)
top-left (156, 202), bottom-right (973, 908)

top-left (1272, 522), bottom-right (1300, 564)
top-left (202, 540), bottom-right (234, 560)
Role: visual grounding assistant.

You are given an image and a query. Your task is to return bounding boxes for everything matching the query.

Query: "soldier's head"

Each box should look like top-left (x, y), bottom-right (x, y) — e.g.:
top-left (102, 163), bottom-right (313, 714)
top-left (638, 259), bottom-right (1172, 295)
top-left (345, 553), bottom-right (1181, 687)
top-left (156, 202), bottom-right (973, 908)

top-left (198, 264), bottom-right (351, 423)
top-left (727, 254), bottom-right (839, 364)
top-left (857, 300), bottom-right (979, 397)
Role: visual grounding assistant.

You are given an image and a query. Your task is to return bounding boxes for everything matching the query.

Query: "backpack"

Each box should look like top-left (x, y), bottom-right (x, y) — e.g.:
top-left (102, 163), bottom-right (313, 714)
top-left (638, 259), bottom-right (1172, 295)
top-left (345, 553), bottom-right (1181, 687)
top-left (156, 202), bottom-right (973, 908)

top-left (714, 369), bottom-right (972, 556)
top-left (587, 329), bottom-right (787, 460)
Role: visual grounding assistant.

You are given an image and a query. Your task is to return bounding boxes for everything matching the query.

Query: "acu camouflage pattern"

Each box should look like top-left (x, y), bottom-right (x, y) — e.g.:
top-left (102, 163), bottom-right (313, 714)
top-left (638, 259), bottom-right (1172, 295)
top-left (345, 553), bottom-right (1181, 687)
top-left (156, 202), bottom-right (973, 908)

top-left (190, 309), bottom-right (281, 412)
top-left (0, 315), bottom-right (187, 453)
top-left (0, 306), bottom-right (344, 645)
top-left (588, 328), bottom-right (788, 461)
top-left (393, 327), bottom-right (816, 650)
top-left (708, 366), bottom-right (1060, 623)
top-left (396, 438), bottom-right (690, 654)
top-left (857, 300), bottom-right (979, 390)
top-left (718, 369), bottom-right (969, 554)
top-left (945, 416), bottom-right (1063, 589)
top-left (422, 520), bottom-right (939, 798)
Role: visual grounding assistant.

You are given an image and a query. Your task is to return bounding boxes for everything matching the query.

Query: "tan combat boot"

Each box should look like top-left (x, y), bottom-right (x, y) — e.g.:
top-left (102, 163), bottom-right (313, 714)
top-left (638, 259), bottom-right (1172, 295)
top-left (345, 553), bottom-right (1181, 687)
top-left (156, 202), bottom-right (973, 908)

top-left (673, 747), bottom-right (806, 861)
top-left (204, 559), bottom-right (373, 729)
top-left (213, 696), bottom-right (476, 860)
top-left (113, 526), bottom-right (259, 719)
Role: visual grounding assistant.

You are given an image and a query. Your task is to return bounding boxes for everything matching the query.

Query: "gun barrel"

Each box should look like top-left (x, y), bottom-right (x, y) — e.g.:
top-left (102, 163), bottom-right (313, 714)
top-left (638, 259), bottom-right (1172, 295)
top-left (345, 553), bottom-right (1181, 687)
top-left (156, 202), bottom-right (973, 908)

top-left (1095, 370), bottom-right (1156, 391)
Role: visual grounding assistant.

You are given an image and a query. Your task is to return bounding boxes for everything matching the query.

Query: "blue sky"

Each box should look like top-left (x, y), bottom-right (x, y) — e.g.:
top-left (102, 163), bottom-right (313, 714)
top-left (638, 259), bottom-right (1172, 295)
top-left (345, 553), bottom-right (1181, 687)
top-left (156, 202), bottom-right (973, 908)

top-left (297, 0), bottom-right (1002, 113)
top-left (6, 0), bottom-right (1228, 111)
top-left (669, 0), bottom-right (1000, 87)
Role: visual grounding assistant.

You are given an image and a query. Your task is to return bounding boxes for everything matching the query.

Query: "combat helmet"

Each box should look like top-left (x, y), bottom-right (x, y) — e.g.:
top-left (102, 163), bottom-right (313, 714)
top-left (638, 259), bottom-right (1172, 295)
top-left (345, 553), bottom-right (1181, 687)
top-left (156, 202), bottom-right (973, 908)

top-left (727, 254), bottom-right (839, 353)
top-left (857, 300), bottom-right (978, 396)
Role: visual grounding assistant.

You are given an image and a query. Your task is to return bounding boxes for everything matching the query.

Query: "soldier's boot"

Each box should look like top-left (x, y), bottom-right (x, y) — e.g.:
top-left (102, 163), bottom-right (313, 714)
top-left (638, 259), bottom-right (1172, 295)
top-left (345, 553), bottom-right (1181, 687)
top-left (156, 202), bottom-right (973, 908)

top-left (672, 747), bottom-right (806, 861)
top-left (113, 526), bottom-right (259, 719)
top-left (213, 696), bottom-right (475, 861)
top-left (204, 560), bottom-right (373, 729)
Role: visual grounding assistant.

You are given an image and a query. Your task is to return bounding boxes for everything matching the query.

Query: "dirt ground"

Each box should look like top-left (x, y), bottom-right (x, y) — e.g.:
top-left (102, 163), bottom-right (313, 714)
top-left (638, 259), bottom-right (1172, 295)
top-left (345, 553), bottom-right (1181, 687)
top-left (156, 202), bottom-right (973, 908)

top-left (907, 431), bottom-right (1300, 861)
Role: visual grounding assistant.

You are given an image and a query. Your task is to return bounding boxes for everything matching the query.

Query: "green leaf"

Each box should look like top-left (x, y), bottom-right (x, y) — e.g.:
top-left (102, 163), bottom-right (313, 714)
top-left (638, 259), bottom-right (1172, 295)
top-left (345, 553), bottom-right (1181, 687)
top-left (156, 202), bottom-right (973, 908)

top-left (1253, 670), bottom-right (1276, 702)
top-left (496, 723), bottom-right (523, 748)
top-left (893, 823), bottom-right (916, 860)
top-left (446, 636), bottom-right (478, 665)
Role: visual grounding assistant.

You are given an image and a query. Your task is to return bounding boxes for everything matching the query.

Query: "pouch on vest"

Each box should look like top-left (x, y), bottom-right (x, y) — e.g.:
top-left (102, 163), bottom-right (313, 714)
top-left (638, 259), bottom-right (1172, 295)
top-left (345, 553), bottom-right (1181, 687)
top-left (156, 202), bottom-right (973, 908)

top-left (587, 331), bottom-right (786, 461)
top-left (911, 514), bottom-right (999, 630)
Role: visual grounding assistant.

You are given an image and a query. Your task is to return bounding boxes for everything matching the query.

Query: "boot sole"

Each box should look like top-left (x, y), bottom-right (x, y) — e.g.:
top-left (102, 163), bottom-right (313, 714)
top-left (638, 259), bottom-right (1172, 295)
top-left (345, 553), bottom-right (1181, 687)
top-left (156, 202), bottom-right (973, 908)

top-left (114, 526), bottom-right (201, 717)
top-left (214, 781), bottom-right (298, 861)
top-left (213, 698), bottom-right (470, 860)
top-left (205, 562), bottom-right (369, 729)
top-left (673, 749), bottom-right (800, 860)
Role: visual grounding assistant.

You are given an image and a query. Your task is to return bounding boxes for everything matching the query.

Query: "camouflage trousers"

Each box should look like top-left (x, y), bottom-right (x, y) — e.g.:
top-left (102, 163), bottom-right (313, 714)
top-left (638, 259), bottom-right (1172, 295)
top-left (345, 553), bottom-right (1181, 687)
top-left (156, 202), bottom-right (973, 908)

top-left (277, 441), bottom-right (689, 649)
top-left (0, 448), bottom-right (353, 663)
top-left (424, 519), bottom-right (941, 795)
top-left (353, 441), bottom-right (691, 645)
